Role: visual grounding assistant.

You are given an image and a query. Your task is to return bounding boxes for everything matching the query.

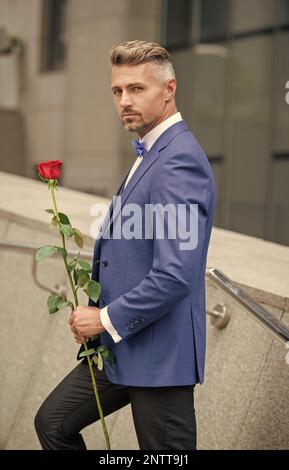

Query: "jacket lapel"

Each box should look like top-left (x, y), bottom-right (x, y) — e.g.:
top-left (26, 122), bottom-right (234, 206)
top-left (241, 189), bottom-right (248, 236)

top-left (100, 146), bottom-right (159, 240)
top-left (99, 120), bottom-right (189, 240)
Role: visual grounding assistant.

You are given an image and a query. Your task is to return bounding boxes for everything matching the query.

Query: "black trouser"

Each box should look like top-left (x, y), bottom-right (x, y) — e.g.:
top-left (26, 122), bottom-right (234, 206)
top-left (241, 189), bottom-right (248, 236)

top-left (34, 360), bottom-right (197, 450)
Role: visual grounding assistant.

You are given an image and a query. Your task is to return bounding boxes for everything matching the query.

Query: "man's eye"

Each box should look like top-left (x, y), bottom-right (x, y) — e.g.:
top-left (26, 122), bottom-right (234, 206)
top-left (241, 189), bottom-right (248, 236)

top-left (133, 87), bottom-right (142, 92)
top-left (113, 89), bottom-right (122, 96)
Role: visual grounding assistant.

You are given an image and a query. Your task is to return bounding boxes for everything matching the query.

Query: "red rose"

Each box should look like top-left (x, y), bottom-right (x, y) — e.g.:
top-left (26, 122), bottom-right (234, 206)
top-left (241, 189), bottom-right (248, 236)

top-left (37, 160), bottom-right (63, 180)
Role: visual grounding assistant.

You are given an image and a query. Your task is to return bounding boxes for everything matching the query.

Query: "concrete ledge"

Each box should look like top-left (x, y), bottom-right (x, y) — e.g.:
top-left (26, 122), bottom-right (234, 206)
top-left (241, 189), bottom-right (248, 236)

top-left (208, 227), bottom-right (289, 301)
top-left (1, 171), bottom-right (289, 449)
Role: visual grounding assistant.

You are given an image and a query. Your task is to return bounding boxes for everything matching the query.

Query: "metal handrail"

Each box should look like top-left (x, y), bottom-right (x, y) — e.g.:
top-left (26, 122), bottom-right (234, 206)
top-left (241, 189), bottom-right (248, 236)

top-left (1, 241), bottom-right (289, 344)
top-left (0, 241), bottom-right (92, 294)
top-left (0, 241), bottom-right (92, 259)
top-left (206, 267), bottom-right (289, 344)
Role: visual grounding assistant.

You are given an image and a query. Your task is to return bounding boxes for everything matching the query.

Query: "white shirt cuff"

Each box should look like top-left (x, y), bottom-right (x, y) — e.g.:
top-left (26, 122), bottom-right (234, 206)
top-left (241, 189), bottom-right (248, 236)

top-left (100, 306), bottom-right (122, 343)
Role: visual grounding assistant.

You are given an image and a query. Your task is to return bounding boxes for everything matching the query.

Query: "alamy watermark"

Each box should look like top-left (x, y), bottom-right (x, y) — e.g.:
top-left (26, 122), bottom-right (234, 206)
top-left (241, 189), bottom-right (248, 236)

top-left (90, 196), bottom-right (199, 251)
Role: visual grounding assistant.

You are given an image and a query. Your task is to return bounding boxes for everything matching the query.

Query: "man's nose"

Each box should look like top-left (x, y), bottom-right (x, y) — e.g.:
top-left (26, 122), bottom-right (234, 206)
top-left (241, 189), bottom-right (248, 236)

top-left (120, 92), bottom-right (133, 108)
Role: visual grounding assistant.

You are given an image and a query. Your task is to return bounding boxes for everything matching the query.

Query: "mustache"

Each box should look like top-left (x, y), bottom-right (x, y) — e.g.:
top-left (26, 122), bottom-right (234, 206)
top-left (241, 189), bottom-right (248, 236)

top-left (121, 110), bottom-right (139, 116)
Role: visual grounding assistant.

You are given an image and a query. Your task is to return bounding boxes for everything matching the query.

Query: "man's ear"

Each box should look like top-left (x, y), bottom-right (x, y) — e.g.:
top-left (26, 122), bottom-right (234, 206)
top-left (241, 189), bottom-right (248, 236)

top-left (165, 78), bottom-right (177, 101)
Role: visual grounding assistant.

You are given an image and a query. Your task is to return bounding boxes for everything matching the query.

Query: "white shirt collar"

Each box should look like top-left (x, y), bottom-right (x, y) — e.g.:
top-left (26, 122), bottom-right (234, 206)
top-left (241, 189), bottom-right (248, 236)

top-left (139, 112), bottom-right (182, 151)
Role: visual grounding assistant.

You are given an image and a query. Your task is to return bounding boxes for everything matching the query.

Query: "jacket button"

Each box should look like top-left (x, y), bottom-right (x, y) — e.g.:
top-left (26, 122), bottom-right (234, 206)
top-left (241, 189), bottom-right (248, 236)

top-left (127, 321), bottom-right (135, 331)
top-left (101, 260), bottom-right (108, 267)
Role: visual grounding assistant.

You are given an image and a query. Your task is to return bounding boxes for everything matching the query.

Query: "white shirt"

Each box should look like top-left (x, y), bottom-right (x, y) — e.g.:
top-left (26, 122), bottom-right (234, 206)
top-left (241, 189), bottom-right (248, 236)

top-left (100, 112), bottom-right (183, 343)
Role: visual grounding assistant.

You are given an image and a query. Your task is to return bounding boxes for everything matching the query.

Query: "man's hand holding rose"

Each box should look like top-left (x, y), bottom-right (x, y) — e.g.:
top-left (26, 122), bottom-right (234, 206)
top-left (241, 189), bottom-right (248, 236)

top-left (68, 306), bottom-right (106, 344)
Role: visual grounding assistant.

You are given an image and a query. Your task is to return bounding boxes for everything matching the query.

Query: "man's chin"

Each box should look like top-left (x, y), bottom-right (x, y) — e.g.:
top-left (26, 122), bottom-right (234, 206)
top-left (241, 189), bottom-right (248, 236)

top-left (123, 123), bottom-right (144, 133)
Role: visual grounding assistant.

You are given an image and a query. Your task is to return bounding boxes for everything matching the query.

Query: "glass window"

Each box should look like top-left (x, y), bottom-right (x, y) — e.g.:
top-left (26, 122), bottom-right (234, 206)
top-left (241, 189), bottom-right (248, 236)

top-left (172, 48), bottom-right (194, 122)
top-left (228, 36), bottom-right (273, 237)
top-left (277, 0), bottom-right (289, 25)
top-left (273, 33), bottom-right (289, 152)
top-left (40, 0), bottom-right (68, 72)
top-left (230, 0), bottom-right (275, 34)
top-left (191, 43), bottom-right (228, 156)
top-left (172, 44), bottom-right (227, 227)
top-left (200, 0), bottom-right (229, 41)
top-left (162, 0), bottom-right (193, 50)
top-left (191, 41), bottom-right (228, 228)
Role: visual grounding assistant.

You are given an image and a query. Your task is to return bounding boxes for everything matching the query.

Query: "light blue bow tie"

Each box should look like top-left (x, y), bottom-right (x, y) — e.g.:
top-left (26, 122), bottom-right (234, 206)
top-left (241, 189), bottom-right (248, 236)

top-left (132, 139), bottom-right (146, 157)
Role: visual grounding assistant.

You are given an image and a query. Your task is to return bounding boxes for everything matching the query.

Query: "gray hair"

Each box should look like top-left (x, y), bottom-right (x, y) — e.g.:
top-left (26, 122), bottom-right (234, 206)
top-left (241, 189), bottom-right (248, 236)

top-left (110, 40), bottom-right (175, 84)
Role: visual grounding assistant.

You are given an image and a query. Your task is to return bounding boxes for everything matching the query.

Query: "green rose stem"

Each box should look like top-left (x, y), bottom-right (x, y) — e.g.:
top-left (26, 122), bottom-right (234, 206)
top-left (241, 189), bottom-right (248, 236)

top-left (49, 179), bottom-right (111, 450)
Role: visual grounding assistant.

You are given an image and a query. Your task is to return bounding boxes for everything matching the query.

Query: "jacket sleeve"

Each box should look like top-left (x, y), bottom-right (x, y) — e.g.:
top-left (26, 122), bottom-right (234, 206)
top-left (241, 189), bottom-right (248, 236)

top-left (105, 150), bottom-right (213, 341)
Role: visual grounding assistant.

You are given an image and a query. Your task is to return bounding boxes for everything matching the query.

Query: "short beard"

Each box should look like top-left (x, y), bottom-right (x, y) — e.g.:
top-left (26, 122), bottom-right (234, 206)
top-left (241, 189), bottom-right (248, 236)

top-left (122, 116), bottom-right (146, 133)
top-left (122, 115), bottom-right (161, 135)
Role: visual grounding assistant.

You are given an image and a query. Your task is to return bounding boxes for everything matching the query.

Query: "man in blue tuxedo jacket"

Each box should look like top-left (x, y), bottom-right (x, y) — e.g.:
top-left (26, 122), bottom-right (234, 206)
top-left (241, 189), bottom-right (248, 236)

top-left (35, 40), bottom-right (216, 450)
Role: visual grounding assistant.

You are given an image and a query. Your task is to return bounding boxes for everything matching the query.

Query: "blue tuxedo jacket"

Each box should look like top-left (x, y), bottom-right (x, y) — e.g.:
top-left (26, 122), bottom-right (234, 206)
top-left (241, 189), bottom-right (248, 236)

top-left (78, 120), bottom-right (216, 387)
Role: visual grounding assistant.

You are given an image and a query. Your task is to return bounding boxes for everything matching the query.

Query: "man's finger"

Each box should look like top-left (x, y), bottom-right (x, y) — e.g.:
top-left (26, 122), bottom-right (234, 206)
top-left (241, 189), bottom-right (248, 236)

top-left (71, 324), bottom-right (77, 334)
top-left (74, 334), bottom-right (82, 344)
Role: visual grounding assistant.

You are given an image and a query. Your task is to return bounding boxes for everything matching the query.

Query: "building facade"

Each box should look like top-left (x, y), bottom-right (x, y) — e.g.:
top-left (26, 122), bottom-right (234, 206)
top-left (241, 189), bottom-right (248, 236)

top-left (0, 0), bottom-right (288, 245)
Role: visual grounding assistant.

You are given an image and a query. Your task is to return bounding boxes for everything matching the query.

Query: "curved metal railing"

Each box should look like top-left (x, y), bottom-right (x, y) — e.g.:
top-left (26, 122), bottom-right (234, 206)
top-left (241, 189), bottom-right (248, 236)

top-left (0, 241), bottom-right (92, 294)
top-left (206, 267), bottom-right (289, 344)
top-left (1, 241), bottom-right (289, 344)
